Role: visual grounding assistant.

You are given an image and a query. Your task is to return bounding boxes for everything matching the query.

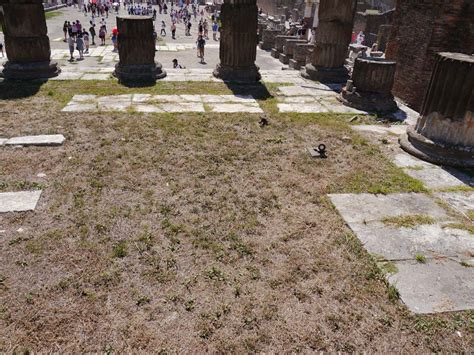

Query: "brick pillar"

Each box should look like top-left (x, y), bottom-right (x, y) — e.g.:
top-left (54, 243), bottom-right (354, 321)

top-left (213, 0), bottom-right (261, 82)
top-left (0, 0), bottom-right (60, 79)
top-left (301, 0), bottom-right (357, 83)
top-left (113, 16), bottom-right (166, 84)
top-left (400, 53), bottom-right (474, 168)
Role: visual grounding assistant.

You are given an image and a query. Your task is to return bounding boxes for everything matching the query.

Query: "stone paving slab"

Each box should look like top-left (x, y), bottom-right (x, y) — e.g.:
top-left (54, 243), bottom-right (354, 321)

top-left (352, 125), bottom-right (408, 136)
top-left (209, 103), bottom-right (264, 113)
top-left (349, 221), bottom-right (473, 260)
top-left (62, 95), bottom-right (262, 113)
top-left (278, 103), bottom-right (329, 113)
top-left (328, 193), bottom-right (448, 224)
top-left (0, 191), bottom-right (42, 213)
top-left (330, 192), bottom-right (474, 314)
top-left (5, 135), bottom-right (65, 146)
top-left (388, 259), bottom-right (474, 314)
top-left (0, 138), bottom-right (7, 146)
top-left (435, 191), bottom-right (474, 219)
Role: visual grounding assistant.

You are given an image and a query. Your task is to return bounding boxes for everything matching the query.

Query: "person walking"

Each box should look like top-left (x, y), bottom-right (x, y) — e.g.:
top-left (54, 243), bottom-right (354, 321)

top-left (76, 34), bottom-right (85, 59)
top-left (160, 20), bottom-right (166, 36)
top-left (171, 21), bottom-right (176, 39)
top-left (212, 21), bottom-right (218, 41)
top-left (83, 30), bottom-right (90, 54)
top-left (62, 21), bottom-right (68, 42)
top-left (99, 25), bottom-right (106, 45)
top-left (68, 35), bottom-right (76, 61)
top-left (89, 23), bottom-right (96, 45)
top-left (196, 34), bottom-right (205, 64)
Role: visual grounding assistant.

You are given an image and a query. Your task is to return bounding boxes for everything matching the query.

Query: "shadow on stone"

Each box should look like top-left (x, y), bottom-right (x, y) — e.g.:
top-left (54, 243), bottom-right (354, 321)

top-left (224, 81), bottom-right (272, 102)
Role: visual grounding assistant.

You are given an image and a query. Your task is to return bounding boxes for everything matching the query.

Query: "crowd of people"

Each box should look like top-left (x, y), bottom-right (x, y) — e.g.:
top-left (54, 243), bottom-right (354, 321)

top-left (61, 0), bottom-right (220, 65)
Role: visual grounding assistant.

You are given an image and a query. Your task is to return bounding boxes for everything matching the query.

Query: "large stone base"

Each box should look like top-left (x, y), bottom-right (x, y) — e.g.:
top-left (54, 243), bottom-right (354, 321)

top-left (270, 48), bottom-right (280, 58)
top-left (113, 62), bottom-right (166, 84)
top-left (339, 88), bottom-right (398, 113)
top-left (301, 64), bottom-right (349, 83)
top-left (289, 59), bottom-right (304, 70)
top-left (400, 126), bottom-right (474, 168)
top-left (279, 53), bottom-right (290, 64)
top-left (213, 64), bottom-right (261, 83)
top-left (2, 61), bottom-right (60, 80)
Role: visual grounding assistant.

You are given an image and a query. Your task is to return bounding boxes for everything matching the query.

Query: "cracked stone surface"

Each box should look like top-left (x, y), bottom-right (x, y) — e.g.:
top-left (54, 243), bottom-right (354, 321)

top-left (0, 191), bottom-right (43, 213)
top-left (329, 192), bottom-right (474, 314)
top-left (435, 191), bottom-right (474, 219)
top-left (5, 135), bottom-right (66, 146)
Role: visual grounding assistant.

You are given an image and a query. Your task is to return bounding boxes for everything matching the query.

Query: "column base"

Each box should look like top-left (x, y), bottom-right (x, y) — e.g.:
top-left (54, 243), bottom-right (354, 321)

top-left (339, 88), bottom-right (398, 113)
top-left (301, 64), bottom-right (349, 84)
top-left (399, 126), bottom-right (474, 168)
top-left (213, 64), bottom-right (261, 83)
top-left (2, 61), bottom-right (60, 80)
top-left (113, 62), bottom-right (167, 84)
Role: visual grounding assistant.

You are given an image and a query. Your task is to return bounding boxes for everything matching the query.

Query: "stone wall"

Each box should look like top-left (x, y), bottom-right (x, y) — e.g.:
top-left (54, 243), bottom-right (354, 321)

top-left (353, 9), bottom-right (394, 46)
top-left (386, 0), bottom-right (474, 111)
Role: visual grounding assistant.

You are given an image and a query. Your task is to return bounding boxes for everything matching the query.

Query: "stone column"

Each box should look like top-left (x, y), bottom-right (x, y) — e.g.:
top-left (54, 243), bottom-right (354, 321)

top-left (340, 57), bottom-right (397, 112)
top-left (114, 15), bottom-right (166, 84)
top-left (400, 53), bottom-right (474, 168)
top-left (0, 0), bottom-right (59, 80)
top-left (302, 0), bottom-right (356, 83)
top-left (213, 0), bottom-right (261, 82)
top-left (377, 24), bottom-right (392, 53)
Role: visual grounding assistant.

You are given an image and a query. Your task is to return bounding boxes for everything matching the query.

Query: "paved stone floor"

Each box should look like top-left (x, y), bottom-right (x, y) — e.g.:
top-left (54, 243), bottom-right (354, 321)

top-left (328, 106), bottom-right (473, 314)
top-left (62, 94), bottom-right (264, 113)
top-left (0, 191), bottom-right (43, 213)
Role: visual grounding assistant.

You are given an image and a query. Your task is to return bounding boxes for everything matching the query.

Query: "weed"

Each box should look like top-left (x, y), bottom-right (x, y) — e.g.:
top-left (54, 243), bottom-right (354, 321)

top-left (415, 254), bottom-right (427, 263)
top-left (387, 284), bottom-right (400, 301)
top-left (442, 223), bottom-right (474, 234)
top-left (112, 241), bottom-right (127, 258)
top-left (382, 215), bottom-right (436, 229)
top-left (184, 299), bottom-right (195, 312)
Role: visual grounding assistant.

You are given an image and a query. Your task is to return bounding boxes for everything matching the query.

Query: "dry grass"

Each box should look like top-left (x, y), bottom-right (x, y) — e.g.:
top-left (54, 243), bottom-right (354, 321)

top-left (0, 80), bottom-right (472, 352)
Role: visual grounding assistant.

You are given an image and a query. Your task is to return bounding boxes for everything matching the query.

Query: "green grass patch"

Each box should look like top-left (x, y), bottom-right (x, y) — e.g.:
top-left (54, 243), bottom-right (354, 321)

top-left (382, 215), bottom-right (436, 229)
top-left (442, 223), bottom-right (474, 234)
top-left (45, 11), bottom-right (63, 20)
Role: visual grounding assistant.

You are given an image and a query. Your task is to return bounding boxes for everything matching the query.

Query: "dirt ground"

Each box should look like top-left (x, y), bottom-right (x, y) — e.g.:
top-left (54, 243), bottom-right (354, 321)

top-left (0, 80), bottom-right (472, 352)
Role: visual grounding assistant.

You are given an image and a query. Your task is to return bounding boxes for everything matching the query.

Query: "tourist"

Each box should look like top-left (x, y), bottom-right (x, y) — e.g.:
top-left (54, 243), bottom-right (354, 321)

top-left (212, 21), bottom-right (218, 41)
top-left (76, 34), bottom-right (85, 60)
top-left (356, 31), bottom-right (365, 45)
top-left (111, 30), bottom-right (118, 52)
top-left (99, 25), bottom-right (106, 45)
top-left (71, 21), bottom-right (78, 37)
top-left (63, 21), bottom-right (68, 42)
top-left (160, 20), bottom-right (166, 36)
top-left (196, 34), bottom-right (206, 64)
top-left (172, 58), bottom-right (185, 69)
top-left (89, 23), bottom-right (96, 45)
top-left (203, 19), bottom-right (209, 40)
top-left (171, 21), bottom-right (177, 39)
top-left (83, 30), bottom-right (90, 54)
top-left (68, 35), bottom-right (76, 61)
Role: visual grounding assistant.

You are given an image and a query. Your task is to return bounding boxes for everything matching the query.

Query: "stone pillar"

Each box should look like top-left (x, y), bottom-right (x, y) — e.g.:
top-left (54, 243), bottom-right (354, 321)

top-left (213, 0), bottom-right (261, 82)
top-left (0, 0), bottom-right (59, 80)
top-left (377, 24), bottom-right (392, 52)
top-left (340, 57), bottom-right (397, 112)
top-left (302, 0), bottom-right (357, 83)
top-left (114, 16), bottom-right (166, 84)
top-left (400, 53), bottom-right (474, 168)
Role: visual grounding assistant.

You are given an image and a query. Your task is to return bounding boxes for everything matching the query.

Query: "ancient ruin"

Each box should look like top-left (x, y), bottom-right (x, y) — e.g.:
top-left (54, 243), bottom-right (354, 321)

top-left (301, 0), bottom-right (357, 83)
top-left (385, 0), bottom-right (474, 111)
top-left (113, 16), bottom-right (166, 84)
top-left (0, 0), bottom-right (59, 79)
top-left (213, 0), bottom-right (261, 82)
top-left (400, 53), bottom-right (474, 168)
top-left (340, 57), bottom-right (397, 112)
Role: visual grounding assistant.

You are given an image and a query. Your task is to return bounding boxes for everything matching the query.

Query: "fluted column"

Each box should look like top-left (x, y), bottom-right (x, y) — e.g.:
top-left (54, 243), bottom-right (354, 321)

top-left (114, 16), bottom-right (166, 84)
top-left (213, 0), bottom-right (261, 82)
top-left (400, 53), bottom-right (474, 168)
top-left (0, 0), bottom-right (59, 79)
top-left (340, 57), bottom-right (398, 112)
top-left (302, 0), bottom-right (356, 83)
